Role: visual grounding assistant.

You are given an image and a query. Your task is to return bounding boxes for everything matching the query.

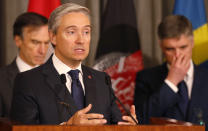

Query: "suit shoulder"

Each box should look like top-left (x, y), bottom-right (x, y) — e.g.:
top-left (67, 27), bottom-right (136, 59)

top-left (16, 65), bottom-right (43, 80)
top-left (0, 61), bottom-right (15, 72)
top-left (195, 65), bottom-right (208, 76)
top-left (82, 65), bottom-right (108, 75)
top-left (136, 64), bottom-right (166, 78)
top-left (0, 65), bottom-right (10, 74)
top-left (0, 62), bottom-right (18, 81)
top-left (14, 66), bottom-right (46, 94)
top-left (135, 64), bottom-right (168, 87)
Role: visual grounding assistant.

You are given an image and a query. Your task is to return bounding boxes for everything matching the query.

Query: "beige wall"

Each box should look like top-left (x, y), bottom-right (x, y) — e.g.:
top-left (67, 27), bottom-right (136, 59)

top-left (1, 0), bottom-right (208, 68)
top-left (4, 0), bottom-right (28, 65)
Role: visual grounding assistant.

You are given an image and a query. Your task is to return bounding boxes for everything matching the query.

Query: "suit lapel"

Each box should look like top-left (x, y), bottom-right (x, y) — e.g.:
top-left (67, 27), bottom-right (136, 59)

top-left (7, 59), bottom-right (19, 88)
top-left (82, 65), bottom-right (97, 112)
top-left (42, 57), bottom-right (78, 120)
top-left (42, 58), bottom-right (66, 102)
top-left (187, 66), bottom-right (202, 121)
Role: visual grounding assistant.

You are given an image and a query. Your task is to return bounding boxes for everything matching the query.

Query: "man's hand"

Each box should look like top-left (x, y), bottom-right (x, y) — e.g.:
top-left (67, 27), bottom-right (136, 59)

top-left (66, 104), bottom-right (107, 125)
top-left (166, 54), bottom-right (190, 86)
top-left (118, 105), bottom-right (138, 125)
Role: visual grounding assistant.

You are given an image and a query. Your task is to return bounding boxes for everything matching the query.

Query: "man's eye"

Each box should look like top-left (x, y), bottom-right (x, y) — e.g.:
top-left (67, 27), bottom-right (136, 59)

top-left (84, 29), bottom-right (91, 35)
top-left (45, 41), bottom-right (50, 45)
top-left (67, 31), bottom-right (75, 35)
top-left (180, 46), bottom-right (187, 49)
top-left (32, 40), bottom-right (40, 45)
top-left (166, 48), bottom-right (173, 51)
top-left (84, 31), bottom-right (89, 35)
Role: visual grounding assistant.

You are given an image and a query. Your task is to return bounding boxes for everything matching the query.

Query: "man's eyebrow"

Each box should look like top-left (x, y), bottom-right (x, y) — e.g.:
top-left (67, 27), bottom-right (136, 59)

top-left (65, 25), bottom-right (77, 29)
top-left (65, 25), bottom-right (91, 29)
top-left (31, 39), bottom-right (40, 42)
top-left (180, 44), bottom-right (188, 47)
top-left (84, 25), bottom-right (91, 28)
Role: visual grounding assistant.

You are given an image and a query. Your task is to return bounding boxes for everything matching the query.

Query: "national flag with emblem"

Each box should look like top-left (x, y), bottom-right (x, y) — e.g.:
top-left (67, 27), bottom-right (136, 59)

top-left (94, 0), bottom-right (143, 114)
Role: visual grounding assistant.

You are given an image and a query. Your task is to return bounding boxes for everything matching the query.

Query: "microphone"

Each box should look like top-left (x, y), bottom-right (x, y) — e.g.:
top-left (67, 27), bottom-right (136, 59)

top-left (105, 76), bottom-right (139, 125)
top-left (60, 74), bottom-right (66, 84)
top-left (59, 74), bottom-right (71, 115)
top-left (59, 74), bottom-right (68, 106)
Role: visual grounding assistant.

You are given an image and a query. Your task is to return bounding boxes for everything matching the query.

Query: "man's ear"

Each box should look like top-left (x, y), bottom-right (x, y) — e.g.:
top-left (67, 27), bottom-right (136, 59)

top-left (14, 35), bottom-right (22, 48)
top-left (49, 31), bottom-right (56, 46)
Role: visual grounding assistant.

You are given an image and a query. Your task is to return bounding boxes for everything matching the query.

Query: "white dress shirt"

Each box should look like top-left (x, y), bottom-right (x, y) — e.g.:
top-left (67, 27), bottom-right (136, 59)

top-left (52, 54), bottom-right (85, 94)
top-left (16, 55), bottom-right (38, 72)
top-left (165, 61), bottom-right (194, 99)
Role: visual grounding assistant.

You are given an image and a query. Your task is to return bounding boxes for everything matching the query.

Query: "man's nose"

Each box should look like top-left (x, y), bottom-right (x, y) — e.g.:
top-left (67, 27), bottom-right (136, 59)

top-left (174, 49), bottom-right (181, 57)
top-left (38, 44), bottom-right (47, 54)
top-left (75, 32), bottom-right (84, 44)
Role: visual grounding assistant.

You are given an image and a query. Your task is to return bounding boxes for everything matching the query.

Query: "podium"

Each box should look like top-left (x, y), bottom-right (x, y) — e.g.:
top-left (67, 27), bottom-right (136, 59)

top-left (0, 118), bottom-right (205, 131)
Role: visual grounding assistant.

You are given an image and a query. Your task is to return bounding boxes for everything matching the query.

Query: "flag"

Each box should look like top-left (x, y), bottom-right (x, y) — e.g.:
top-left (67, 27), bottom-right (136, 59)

top-left (94, 0), bottom-right (143, 114)
top-left (28, 0), bottom-right (61, 18)
top-left (173, 0), bottom-right (208, 65)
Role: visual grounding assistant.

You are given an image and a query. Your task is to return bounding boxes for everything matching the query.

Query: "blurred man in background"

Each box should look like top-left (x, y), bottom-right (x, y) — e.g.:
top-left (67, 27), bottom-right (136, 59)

top-left (0, 12), bottom-right (49, 117)
top-left (134, 15), bottom-right (208, 128)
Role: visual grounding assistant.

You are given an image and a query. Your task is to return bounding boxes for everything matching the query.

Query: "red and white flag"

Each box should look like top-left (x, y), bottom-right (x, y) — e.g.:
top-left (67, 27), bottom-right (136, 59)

top-left (28, 0), bottom-right (61, 18)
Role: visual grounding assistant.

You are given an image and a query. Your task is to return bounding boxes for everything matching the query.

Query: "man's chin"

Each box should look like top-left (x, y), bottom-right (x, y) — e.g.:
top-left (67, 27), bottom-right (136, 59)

top-left (74, 55), bottom-right (88, 61)
top-left (33, 60), bottom-right (44, 66)
top-left (73, 59), bottom-right (83, 63)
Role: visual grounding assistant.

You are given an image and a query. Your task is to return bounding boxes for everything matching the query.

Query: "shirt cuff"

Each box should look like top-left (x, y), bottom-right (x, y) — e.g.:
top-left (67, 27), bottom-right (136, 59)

top-left (164, 79), bottom-right (178, 93)
top-left (60, 122), bottom-right (67, 125)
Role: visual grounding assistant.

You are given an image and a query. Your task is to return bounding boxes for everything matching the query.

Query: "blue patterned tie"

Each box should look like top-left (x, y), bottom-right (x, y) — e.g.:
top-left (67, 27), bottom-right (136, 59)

top-left (68, 69), bottom-right (84, 110)
top-left (178, 80), bottom-right (189, 117)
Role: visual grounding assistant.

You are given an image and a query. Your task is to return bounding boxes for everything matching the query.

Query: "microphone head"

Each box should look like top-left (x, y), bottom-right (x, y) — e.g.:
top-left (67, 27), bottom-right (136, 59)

top-left (105, 76), bottom-right (111, 86)
top-left (60, 74), bottom-right (66, 84)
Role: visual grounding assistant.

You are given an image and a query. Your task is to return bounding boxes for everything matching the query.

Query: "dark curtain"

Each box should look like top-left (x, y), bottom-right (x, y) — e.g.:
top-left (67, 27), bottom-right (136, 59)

top-left (0, 0), bottom-right (6, 67)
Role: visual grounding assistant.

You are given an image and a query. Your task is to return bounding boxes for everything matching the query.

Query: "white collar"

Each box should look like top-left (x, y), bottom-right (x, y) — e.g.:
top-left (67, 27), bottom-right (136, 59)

top-left (52, 54), bottom-right (82, 75)
top-left (185, 60), bottom-right (194, 81)
top-left (16, 55), bottom-right (38, 72)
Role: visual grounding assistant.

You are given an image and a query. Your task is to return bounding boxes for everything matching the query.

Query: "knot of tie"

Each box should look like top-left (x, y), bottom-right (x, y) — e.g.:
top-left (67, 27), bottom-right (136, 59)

top-left (68, 69), bottom-right (80, 80)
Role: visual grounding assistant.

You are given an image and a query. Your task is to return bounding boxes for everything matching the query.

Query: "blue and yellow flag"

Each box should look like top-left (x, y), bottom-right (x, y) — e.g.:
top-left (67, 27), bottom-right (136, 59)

top-left (173, 0), bottom-right (208, 65)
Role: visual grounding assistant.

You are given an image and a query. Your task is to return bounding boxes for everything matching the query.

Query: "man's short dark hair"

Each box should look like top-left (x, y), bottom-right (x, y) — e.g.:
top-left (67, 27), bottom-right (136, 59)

top-left (158, 15), bottom-right (193, 39)
top-left (13, 12), bottom-right (48, 37)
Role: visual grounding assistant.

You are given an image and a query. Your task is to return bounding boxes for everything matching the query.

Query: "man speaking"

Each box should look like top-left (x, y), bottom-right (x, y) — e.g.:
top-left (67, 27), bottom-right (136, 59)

top-left (11, 3), bottom-right (137, 125)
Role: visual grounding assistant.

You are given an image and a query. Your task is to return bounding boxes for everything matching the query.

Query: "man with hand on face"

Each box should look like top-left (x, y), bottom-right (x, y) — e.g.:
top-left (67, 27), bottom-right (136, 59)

top-left (134, 15), bottom-right (208, 127)
top-left (0, 12), bottom-right (49, 117)
top-left (11, 3), bottom-right (137, 125)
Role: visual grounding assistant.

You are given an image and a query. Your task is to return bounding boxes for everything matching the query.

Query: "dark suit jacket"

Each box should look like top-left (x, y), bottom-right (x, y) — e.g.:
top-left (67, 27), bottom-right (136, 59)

top-left (0, 59), bottom-right (19, 117)
top-left (199, 60), bottom-right (208, 69)
top-left (10, 57), bottom-right (122, 125)
top-left (134, 63), bottom-right (208, 127)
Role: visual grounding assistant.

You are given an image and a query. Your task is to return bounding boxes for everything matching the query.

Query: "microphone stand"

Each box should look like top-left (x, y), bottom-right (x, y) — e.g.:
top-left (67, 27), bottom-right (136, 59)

top-left (106, 76), bottom-right (139, 125)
